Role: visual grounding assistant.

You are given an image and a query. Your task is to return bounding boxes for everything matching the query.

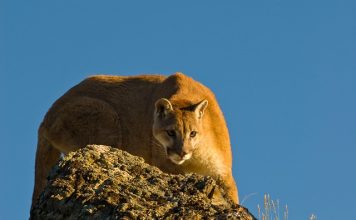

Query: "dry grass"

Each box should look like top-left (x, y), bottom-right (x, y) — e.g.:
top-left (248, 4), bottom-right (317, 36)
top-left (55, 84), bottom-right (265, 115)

top-left (257, 194), bottom-right (317, 220)
top-left (309, 214), bottom-right (317, 220)
top-left (257, 194), bottom-right (288, 220)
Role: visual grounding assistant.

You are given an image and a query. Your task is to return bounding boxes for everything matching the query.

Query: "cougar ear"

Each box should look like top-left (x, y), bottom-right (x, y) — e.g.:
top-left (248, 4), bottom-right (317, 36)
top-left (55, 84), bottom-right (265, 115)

top-left (155, 98), bottom-right (173, 118)
top-left (194, 99), bottom-right (208, 119)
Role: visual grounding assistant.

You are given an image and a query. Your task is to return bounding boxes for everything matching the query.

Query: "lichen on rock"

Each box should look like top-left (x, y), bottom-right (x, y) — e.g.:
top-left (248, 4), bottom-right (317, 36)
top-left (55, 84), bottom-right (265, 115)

top-left (30, 145), bottom-right (256, 220)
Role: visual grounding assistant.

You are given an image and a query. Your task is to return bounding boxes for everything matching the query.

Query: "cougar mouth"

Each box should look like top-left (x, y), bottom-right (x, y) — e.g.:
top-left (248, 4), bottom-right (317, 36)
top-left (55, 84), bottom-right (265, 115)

top-left (166, 148), bottom-right (192, 165)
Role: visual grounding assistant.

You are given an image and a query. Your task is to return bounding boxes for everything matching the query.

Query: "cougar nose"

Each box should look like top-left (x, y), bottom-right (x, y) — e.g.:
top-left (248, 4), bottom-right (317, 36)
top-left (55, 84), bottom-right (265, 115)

top-left (180, 151), bottom-right (188, 158)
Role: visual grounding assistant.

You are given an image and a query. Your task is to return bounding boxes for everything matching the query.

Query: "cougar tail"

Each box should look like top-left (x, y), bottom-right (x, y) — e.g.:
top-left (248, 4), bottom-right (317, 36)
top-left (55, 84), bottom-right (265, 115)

top-left (31, 134), bottom-right (61, 208)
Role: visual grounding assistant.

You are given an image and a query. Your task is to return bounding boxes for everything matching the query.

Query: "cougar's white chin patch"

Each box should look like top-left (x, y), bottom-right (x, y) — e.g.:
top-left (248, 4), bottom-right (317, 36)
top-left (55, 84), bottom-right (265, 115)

top-left (169, 156), bottom-right (185, 165)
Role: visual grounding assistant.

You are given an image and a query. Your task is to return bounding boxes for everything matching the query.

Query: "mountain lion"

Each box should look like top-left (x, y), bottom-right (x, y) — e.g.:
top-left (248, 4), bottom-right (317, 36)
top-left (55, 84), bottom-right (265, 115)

top-left (32, 72), bottom-right (239, 206)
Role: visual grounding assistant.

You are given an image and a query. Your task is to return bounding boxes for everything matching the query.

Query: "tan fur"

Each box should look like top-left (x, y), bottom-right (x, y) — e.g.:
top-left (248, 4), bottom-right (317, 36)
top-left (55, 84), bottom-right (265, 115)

top-left (32, 72), bottom-right (239, 206)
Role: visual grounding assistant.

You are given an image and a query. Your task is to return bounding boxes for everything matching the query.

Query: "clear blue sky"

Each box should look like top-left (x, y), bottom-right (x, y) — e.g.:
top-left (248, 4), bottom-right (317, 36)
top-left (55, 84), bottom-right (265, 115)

top-left (1, 1), bottom-right (355, 219)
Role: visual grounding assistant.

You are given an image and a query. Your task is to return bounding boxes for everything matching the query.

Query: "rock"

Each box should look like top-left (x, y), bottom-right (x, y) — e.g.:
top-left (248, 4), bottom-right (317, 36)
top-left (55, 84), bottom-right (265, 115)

top-left (30, 145), bottom-right (256, 220)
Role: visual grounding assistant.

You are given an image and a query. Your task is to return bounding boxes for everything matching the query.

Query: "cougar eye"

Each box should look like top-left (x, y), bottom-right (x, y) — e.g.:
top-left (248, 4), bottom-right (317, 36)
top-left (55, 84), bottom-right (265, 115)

top-left (190, 131), bottom-right (197, 138)
top-left (166, 130), bottom-right (176, 137)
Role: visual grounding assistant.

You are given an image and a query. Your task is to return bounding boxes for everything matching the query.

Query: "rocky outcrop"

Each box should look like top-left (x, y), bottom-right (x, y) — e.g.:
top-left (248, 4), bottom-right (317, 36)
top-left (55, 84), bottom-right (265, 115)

top-left (30, 145), bottom-right (256, 219)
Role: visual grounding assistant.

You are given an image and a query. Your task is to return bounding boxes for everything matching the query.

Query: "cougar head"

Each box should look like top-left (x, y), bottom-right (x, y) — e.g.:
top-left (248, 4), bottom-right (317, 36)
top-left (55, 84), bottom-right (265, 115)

top-left (152, 98), bottom-right (208, 165)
